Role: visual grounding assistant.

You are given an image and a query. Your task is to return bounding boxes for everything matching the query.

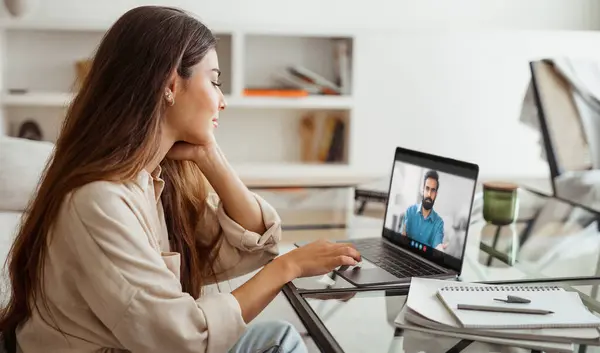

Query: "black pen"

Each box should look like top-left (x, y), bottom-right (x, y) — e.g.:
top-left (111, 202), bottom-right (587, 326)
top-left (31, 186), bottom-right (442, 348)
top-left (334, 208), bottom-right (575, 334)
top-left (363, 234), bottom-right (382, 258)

top-left (457, 304), bottom-right (554, 315)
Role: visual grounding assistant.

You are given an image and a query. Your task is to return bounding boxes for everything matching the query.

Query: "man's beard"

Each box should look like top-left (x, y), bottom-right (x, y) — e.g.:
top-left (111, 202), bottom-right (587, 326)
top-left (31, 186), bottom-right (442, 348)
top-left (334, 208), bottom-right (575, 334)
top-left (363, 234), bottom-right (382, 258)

top-left (422, 196), bottom-right (435, 210)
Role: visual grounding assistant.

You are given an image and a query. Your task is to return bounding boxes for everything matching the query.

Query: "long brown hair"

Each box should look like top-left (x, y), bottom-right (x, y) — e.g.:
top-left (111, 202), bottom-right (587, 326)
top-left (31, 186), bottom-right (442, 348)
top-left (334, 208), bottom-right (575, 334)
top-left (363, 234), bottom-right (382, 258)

top-left (0, 6), bottom-right (222, 350)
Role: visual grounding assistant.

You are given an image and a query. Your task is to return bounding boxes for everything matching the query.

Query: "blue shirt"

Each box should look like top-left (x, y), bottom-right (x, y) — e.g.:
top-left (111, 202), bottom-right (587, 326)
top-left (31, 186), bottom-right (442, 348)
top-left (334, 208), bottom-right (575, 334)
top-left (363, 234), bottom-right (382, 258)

top-left (401, 203), bottom-right (445, 248)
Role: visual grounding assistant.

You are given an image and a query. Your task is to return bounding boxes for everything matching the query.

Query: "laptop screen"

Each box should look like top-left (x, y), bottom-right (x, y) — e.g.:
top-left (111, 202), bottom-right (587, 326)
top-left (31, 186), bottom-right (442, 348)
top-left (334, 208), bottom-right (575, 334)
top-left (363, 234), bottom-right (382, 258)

top-left (381, 147), bottom-right (479, 274)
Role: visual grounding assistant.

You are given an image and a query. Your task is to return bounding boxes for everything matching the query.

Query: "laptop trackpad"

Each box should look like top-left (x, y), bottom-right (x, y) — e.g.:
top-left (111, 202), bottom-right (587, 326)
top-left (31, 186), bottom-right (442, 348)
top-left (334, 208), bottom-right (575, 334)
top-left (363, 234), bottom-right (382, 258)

top-left (334, 266), bottom-right (405, 287)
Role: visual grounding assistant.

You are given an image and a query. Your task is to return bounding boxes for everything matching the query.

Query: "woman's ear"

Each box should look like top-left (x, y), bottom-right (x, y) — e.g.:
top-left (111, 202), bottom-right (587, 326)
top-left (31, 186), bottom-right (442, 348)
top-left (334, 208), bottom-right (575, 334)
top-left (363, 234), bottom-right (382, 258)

top-left (166, 69), bottom-right (181, 98)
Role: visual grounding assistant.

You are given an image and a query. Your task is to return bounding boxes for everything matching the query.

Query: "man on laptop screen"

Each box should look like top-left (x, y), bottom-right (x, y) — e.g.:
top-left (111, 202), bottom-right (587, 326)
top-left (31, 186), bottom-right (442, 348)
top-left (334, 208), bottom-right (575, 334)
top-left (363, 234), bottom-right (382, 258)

top-left (384, 158), bottom-right (476, 262)
top-left (400, 170), bottom-right (446, 251)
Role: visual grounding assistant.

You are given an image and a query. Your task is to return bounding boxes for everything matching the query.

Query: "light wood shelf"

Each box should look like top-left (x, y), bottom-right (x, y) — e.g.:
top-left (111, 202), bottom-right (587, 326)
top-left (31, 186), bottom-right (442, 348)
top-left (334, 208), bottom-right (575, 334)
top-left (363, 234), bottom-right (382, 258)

top-left (1, 92), bottom-right (354, 110)
top-left (0, 18), bottom-right (360, 186)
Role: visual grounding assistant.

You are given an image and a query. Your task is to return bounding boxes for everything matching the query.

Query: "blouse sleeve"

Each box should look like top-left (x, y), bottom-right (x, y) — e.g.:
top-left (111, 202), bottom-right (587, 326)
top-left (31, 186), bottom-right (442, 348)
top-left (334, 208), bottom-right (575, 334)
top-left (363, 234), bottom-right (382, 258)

top-left (200, 192), bottom-right (283, 283)
top-left (64, 182), bottom-right (246, 353)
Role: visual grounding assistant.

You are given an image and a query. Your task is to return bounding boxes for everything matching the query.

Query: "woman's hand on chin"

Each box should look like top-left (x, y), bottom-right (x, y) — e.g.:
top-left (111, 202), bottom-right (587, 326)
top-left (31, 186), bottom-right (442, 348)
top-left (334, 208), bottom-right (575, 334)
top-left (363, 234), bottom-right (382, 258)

top-left (167, 137), bottom-right (267, 234)
top-left (166, 139), bottom-right (219, 163)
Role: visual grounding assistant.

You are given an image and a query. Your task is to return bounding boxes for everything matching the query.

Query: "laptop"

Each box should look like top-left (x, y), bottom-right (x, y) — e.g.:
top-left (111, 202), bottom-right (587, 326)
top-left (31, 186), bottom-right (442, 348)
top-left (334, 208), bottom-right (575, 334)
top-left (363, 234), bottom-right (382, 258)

top-left (334, 146), bottom-right (479, 287)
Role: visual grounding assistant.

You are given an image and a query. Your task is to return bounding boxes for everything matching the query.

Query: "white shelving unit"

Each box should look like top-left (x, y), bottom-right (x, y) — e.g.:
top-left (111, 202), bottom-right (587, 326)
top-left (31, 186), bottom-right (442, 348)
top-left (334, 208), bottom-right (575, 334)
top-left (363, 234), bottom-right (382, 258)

top-left (0, 18), bottom-right (380, 188)
top-left (0, 92), bottom-right (355, 109)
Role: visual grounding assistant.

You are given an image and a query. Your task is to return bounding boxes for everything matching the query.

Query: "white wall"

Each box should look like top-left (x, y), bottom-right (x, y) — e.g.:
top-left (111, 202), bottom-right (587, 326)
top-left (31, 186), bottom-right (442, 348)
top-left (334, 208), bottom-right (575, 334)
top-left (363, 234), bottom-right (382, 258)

top-left (351, 30), bottom-right (600, 180)
top-left (6, 0), bottom-right (600, 180)
top-left (10, 0), bottom-right (600, 31)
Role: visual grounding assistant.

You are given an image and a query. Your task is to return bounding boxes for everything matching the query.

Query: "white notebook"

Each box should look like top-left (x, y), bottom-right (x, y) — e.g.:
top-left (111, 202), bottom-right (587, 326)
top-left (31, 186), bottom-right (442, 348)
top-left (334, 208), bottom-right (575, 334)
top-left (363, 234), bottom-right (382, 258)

top-left (403, 278), bottom-right (600, 344)
top-left (437, 284), bottom-right (600, 330)
top-left (395, 305), bottom-right (575, 353)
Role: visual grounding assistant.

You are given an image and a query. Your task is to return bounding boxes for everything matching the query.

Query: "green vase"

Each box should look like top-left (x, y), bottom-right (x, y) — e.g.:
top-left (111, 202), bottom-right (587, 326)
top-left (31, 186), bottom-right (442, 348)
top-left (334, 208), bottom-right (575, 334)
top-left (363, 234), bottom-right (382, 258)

top-left (483, 182), bottom-right (518, 225)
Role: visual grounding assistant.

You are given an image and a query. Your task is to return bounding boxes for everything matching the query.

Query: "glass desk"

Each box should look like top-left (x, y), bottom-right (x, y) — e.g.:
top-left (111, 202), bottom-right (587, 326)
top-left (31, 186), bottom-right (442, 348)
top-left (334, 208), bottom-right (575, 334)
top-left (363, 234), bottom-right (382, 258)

top-left (274, 184), bottom-right (600, 352)
top-left (283, 280), bottom-right (600, 353)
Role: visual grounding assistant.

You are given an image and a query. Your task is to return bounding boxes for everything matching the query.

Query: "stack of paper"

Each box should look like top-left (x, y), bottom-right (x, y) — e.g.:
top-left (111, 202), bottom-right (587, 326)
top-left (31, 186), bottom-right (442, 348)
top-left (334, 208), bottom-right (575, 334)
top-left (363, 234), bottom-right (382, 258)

top-left (394, 278), bottom-right (600, 353)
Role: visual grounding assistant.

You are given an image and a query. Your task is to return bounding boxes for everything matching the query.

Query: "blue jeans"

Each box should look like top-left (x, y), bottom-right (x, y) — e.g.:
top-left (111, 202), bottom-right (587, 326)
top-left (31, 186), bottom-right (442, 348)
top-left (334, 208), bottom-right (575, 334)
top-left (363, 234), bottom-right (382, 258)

top-left (228, 320), bottom-right (307, 353)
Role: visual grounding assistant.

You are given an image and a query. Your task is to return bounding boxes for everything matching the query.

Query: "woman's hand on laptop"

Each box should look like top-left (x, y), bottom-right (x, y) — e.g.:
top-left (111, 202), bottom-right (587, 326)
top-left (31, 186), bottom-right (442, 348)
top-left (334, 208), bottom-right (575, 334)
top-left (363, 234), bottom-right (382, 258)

top-left (274, 239), bottom-right (362, 279)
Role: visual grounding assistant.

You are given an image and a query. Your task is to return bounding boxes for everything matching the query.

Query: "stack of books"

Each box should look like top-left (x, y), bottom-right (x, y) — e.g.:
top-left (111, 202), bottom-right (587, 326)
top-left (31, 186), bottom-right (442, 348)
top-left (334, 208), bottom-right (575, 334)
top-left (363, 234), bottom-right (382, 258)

top-left (298, 112), bottom-right (346, 163)
top-left (244, 38), bottom-right (352, 98)
top-left (245, 64), bottom-right (348, 97)
top-left (395, 278), bottom-right (600, 352)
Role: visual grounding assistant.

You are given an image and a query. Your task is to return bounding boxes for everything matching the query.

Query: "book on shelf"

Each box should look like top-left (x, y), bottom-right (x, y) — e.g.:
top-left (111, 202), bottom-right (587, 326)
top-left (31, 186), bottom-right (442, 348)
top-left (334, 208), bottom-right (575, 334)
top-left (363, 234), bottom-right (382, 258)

top-left (286, 66), bottom-right (341, 95)
top-left (332, 38), bottom-right (351, 95)
top-left (242, 88), bottom-right (308, 97)
top-left (270, 71), bottom-right (332, 96)
top-left (298, 112), bottom-right (346, 164)
top-left (245, 38), bottom-right (352, 97)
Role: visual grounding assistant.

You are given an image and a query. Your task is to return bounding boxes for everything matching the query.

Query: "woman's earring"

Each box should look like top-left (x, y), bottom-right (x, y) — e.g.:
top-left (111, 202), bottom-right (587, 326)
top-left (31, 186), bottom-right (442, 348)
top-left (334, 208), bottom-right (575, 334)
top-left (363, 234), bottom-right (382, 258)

top-left (165, 90), bottom-right (175, 106)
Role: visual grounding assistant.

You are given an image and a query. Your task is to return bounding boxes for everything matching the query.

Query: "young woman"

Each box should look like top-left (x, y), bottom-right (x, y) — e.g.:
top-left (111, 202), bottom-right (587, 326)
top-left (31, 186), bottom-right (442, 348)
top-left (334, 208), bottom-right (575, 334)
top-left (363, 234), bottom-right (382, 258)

top-left (0, 6), bottom-right (361, 353)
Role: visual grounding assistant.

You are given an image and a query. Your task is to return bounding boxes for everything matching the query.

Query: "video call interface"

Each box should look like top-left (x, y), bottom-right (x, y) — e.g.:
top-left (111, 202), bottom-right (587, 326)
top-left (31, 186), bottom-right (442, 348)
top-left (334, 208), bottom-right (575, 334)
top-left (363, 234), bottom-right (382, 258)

top-left (383, 158), bottom-right (476, 263)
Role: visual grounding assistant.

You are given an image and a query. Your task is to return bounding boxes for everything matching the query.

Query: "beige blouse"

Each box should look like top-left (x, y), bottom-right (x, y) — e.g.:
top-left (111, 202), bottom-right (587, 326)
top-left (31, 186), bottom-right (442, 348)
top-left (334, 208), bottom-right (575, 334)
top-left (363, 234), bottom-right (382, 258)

top-left (16, 167), bottom-right (282, 353)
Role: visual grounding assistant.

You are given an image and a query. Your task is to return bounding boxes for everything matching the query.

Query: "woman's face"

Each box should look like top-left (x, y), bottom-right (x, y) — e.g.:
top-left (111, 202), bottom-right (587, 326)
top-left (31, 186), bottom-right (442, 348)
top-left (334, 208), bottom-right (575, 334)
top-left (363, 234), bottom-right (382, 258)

top-left (165, 48), bottom-right (226, 146)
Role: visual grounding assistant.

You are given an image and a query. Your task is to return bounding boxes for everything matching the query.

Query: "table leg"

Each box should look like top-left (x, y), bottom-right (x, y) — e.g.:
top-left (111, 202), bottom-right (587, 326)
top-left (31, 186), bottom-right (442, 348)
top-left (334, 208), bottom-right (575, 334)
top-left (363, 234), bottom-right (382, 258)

top-left (591, 217), bottom-right (600, 301)
top-left (357, 201), bottom-right (367, 215)
top-left (485, 225), bottom-right (502, 267)
top-left (281, 283), bottom-right (344, 353)
top-left (444, 340), bottom-right (473, 353)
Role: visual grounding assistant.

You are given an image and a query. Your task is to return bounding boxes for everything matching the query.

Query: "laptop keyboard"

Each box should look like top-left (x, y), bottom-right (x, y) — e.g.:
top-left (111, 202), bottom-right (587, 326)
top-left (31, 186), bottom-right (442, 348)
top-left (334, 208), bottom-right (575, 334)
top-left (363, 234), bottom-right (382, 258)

top-left (349, 238), bottom-right (445, 278)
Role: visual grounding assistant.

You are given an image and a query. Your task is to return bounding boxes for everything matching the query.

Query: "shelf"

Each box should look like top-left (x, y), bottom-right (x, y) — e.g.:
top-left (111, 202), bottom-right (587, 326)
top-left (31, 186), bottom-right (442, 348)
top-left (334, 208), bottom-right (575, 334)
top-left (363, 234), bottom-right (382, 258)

top-left (226, 96), bottom-right (353, 109)
top-left (1, 92), bottom-right (353, 109)
top-left (0, 18), bottom-right (112, 32)
top-left (0, 27), bottom-right (358, 189)
top-left (2, 92), bottom-right (73, 106)
top-left (233, 163), bottom-right (384, 188)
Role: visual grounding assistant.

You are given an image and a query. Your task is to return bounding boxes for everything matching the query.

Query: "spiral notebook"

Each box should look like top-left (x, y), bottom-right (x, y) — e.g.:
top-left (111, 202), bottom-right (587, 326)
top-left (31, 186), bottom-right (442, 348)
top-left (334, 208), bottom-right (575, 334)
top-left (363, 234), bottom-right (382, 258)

top-left (437, 284), bottom-right (600, 330)
top-left (398, 278), bottom-right (600, 349)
